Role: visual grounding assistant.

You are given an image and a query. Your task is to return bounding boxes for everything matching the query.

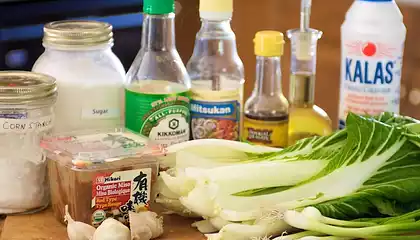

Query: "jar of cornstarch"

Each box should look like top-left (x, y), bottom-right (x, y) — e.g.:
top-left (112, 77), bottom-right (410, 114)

top-left (0, 71), bottom-right (57, 214)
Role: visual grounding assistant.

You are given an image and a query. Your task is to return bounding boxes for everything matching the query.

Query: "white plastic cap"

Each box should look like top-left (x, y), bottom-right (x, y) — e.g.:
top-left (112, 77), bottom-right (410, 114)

top-left (200, 11), bottom-right (232, 21)
top-left (199, 0), bottom-right (233, 20)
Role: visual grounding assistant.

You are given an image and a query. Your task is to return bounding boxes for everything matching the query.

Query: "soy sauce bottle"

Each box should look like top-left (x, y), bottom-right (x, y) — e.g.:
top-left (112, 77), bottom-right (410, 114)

top-left (243, 31), bottom-right (289, 148)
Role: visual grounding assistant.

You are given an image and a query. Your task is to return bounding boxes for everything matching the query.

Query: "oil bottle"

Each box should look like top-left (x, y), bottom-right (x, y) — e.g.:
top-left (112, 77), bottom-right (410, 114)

top-left (243, 31), bottom-right (289, 148)
top-left (187, 0), bottom-right (244, 141)
top-left (286, 29), bottom-right (332, 145)
top-left (125, 0), bottom-right (191, 148)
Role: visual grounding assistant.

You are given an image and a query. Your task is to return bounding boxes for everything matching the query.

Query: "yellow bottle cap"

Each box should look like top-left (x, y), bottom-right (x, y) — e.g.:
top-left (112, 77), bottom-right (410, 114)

top-left (254, 31), bottom-right (285, 57)
top-left (200, 0), bottom-right (233, 20)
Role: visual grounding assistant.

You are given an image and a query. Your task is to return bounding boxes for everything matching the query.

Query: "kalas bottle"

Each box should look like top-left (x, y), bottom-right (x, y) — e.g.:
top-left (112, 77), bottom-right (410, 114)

top-left (338, 0), bottom-right (406, 129)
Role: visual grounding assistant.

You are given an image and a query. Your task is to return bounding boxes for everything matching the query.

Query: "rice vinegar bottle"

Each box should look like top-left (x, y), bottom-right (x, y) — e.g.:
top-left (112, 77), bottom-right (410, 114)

top-left (186, 0), bottom-right (244, 141)
top-left (243, 31), bottom-right (289, 148)
top-left (125, 0), bottom-right (191, 148)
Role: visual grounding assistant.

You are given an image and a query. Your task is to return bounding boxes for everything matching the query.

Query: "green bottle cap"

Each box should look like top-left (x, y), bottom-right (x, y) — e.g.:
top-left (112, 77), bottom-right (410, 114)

top-left (143, 0), bottom-right (175, 15)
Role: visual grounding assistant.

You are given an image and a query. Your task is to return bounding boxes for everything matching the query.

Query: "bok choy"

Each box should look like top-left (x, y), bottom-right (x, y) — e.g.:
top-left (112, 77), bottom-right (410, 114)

top-left (155, 112), bottom-right (420, 240)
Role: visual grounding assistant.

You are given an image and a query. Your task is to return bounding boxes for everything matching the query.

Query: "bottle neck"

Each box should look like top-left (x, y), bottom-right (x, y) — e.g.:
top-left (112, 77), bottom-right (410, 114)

top-left (288, 30), bottom-right (320, 108)
top-left (192, 19), bottom-right (238, 56)
top-left (142, 13), bottom-right (176, 51)
top-left (253, 56), bottom-right (283, 97)
top-left (289, 72), bottom-right (315, 107)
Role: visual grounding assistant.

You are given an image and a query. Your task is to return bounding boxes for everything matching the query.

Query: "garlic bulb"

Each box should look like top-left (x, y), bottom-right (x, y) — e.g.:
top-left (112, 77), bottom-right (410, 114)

top-left (64, 205), bottom-right (96, 240)
top-left (93, 218), bottom-right (131, 240)
top-left (129, 211), bottom-right (164, 240)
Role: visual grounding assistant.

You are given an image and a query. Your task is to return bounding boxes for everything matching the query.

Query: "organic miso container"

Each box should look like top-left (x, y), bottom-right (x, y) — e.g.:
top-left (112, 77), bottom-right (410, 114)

top-left (0, 71), bottom-right (57, 214)
top-left (40, 128), bottom-right (161, 227)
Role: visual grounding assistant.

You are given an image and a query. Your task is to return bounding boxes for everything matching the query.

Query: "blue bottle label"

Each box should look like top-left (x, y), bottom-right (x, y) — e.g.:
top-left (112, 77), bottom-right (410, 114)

top-left (190, 88), bottom-right (241, 141)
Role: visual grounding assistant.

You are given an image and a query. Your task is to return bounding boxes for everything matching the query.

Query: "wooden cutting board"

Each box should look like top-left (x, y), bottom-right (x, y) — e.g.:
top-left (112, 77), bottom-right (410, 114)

top-left (0, 208), bottom-right (205, 240)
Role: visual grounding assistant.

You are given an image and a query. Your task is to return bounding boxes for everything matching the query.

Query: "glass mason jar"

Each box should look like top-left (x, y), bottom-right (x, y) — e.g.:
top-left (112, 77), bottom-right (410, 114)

top-left (32, 20), bottom-right (125, 133)
top-left (0, 71), bottom-right (57, 214)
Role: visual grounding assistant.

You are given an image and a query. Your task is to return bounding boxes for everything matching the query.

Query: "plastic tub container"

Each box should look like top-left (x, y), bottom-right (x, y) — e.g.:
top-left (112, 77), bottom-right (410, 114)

top-left (40, 129), bottom-right (162, 226)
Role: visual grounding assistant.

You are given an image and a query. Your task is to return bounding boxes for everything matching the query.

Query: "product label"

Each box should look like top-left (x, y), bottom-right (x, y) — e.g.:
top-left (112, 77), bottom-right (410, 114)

top-left (0, 114), bottom-right (53, 133)
top-left (79, 85), bottom-right (123, 121)
top-left (339, 38), bottom-right (404, 129)
top-left (190, 88), bottom-right (241, 141)
top-left (91, 168), bottom-right (152, 227)
top-left (125, 89), bottom-right (190, 148)
top-left (243, 117), bottom-right (288, 148)
top-left (81, 108), bottom-right (120, 119)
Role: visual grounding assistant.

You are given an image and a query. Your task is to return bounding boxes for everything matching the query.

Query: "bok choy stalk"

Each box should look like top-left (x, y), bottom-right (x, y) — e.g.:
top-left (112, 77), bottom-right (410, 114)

top-left (282, 207), bottom-right (420, 239)
top-left (158, 129), bottom-right (347, 170)
top-left (155, 131), bottom-right (347, 218)
top-left (158, 139), bottom-right (282, 169)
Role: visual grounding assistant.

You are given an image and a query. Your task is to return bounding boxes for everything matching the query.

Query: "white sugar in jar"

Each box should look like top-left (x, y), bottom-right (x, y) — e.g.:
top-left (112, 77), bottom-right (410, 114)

top-left (0, 71), bottom-right (57, 214)
top-left (32, 20), bottom-right (125, 133)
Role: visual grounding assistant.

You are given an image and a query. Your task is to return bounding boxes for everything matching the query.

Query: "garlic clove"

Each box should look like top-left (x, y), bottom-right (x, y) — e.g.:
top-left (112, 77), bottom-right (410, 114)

top-left (131, 225), bottom-right (153, 240)
top-left (129, 211), bottom-right (164, 239)
top-left (93, 218), bottom-right (131, 240)
top-left (64, 205), bottom-right (96, 240)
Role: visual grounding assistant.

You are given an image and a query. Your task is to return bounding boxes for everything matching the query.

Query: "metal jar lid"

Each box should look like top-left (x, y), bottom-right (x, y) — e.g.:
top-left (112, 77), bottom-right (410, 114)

top-left (0, 71), bottom-right (57, 103)
top-left (43, 20), bottom-right (114, 47)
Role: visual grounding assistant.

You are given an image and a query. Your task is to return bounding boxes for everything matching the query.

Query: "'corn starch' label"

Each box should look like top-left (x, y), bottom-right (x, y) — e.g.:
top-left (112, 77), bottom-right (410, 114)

top-left (125, 83), bottom-right (190, 148)
top-left (338, 38), bottom-right (404, 129)
top-left (190, 88), bottom-right (241, 141)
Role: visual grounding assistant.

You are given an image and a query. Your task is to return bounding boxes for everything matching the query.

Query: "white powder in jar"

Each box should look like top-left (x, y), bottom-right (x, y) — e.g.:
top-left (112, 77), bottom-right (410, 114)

top-left (32, 20), bottom-right (126, 133)
top-left (0, 134), bottom-right (47, 213)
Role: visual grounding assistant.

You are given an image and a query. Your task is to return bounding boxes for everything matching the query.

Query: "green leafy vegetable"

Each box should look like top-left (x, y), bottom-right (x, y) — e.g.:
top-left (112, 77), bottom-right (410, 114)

top-left (155, 112), bottom-right (420, 240)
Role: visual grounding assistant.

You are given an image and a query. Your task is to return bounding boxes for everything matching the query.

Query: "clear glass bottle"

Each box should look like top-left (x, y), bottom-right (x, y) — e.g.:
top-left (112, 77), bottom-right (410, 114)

top-left (287, 29), bottom-right (332, 145)
top-left (33, 20), bottom-right (125, 133)
top-left (187, 0), bottom-right (244, 141)
top-left (125, 0), bottom-right (191, 148)
top-left (243, 31), bottom-right (289, 148)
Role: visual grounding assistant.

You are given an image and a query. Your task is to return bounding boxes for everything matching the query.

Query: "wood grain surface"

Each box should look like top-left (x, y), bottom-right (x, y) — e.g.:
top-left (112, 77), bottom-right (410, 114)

top-left (0, 208), bottom-right (205, 240)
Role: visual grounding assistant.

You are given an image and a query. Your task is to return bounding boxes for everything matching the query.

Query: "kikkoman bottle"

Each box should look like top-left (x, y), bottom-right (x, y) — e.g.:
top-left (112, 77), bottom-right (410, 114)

top-left (125, 0), bottom-right (191, 147)
top-left (187, 0), bottom-right (244, 141)
top-left (338, 0), bottom-right (406, 129)
top-left (243, 31), bottom-right (289, 148)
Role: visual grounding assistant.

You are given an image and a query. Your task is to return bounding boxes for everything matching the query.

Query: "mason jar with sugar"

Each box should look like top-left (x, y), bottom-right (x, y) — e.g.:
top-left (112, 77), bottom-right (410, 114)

top-left (0, 71), bottom-right (56, 214)
top-left (32, 20), bottom-right (125, 133)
